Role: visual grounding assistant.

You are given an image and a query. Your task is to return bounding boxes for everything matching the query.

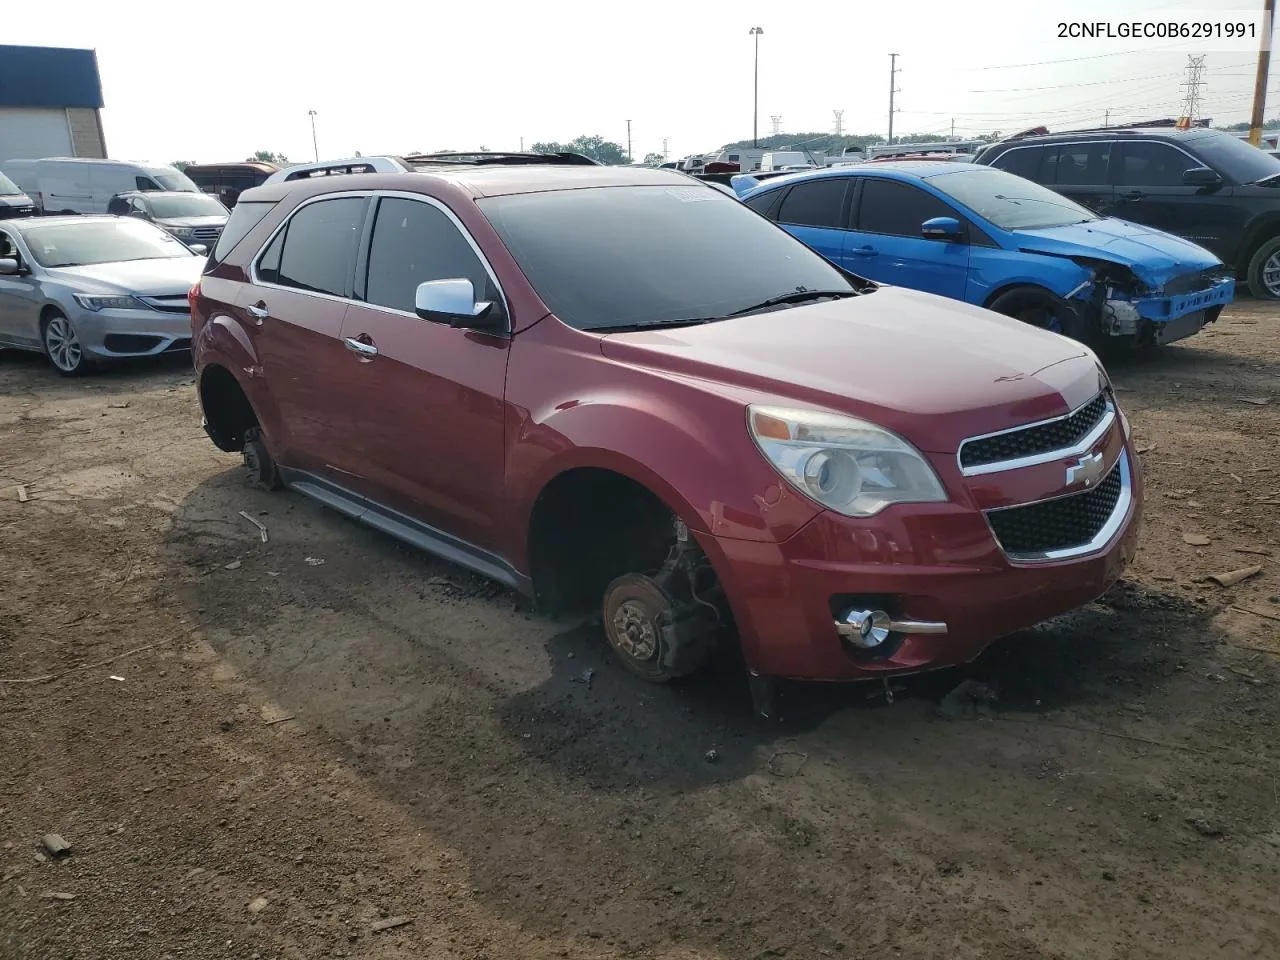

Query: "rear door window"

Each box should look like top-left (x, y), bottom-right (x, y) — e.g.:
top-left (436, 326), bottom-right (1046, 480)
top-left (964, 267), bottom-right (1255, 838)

top-left (362, 197), bottom-right (496, 313)
top-left (136, 176), bottom-right (161, 191)
top-left (257, 197), bottom-right (366, 297)
top-left (1053, 142), bottom-right (1112, 185)
top-left (855, 178), bottom-right (956, 236)
top-left (775, 177), bottom-right (848, 228)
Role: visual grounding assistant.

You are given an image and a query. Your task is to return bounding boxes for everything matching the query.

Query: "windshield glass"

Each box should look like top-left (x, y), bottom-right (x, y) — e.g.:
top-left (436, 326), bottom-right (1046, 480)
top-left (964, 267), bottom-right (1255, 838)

top-left (24, 219), bottom-right (193, 268)
top-left (150, 170), bottom-right (199, 192)
top-left (477, 184), bottom-right (855, 330)
top-left (145, 193), bottom-right (228, 218)
top-left (1184, 132), bottom-right (1280, 183)
top-left (0, 172), bottom-right (22, 197)
top-left (928, 167), bottom-right (1097, 230)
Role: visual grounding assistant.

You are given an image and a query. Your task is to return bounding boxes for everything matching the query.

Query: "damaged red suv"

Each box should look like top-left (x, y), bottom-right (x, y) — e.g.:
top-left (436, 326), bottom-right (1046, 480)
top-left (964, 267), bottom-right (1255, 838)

top-left (190, 153), bottom-right (1142, 714)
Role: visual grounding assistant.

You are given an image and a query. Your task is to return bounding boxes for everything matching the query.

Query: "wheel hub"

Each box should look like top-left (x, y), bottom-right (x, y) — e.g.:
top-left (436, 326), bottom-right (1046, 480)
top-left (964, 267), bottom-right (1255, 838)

top-left (45, 317), bottom-right (82, 372)
top-left (1263, 251), bottom-right (1280, 297)
top-left (611, 600), bottom-right (658, 661)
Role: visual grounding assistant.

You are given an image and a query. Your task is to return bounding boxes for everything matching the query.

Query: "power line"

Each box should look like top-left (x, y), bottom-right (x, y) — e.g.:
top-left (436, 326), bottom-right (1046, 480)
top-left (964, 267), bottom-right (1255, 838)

top-left (957, 40), bottom-right (1229, 72)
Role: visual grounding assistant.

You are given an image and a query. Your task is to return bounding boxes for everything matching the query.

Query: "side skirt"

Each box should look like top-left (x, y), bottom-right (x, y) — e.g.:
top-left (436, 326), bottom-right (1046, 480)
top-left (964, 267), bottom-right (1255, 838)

top-left (278, 467), bottom-right (532, 596)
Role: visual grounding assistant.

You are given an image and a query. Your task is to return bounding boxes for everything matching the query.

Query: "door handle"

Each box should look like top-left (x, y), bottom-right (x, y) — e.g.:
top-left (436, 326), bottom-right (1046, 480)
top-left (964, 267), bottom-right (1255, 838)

top-left (849, 245), bottom-right (879, 257)
top-left (344, 336), bottom-right (378, 358)
top-left (246, 302), bottom-right (270, 321)
top-left (1119, 191), bottom-right (1145, 201)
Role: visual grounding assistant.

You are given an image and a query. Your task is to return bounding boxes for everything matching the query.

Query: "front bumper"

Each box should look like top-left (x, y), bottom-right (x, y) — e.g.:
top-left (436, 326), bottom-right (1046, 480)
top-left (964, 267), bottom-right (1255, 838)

top-left (702, 450), bottom-right (1144, 681)
top-left (1134, 275), bottom-right (1235, 322)
top-left (68, 306), bottom-right (193, 359)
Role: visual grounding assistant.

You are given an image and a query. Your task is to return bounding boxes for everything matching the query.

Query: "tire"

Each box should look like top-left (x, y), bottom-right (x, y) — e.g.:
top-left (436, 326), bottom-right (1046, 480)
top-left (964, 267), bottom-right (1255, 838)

top-left (242, 426), bottom-right (283, 490)
top-left (1246, 236), bottom-right (1280, 299)
top-left (602, 575), bottom-right (679, 683)
top-left (988, 286), bottom-right (1088, 341)
top-left (42, 311), bottom-right (94, 377)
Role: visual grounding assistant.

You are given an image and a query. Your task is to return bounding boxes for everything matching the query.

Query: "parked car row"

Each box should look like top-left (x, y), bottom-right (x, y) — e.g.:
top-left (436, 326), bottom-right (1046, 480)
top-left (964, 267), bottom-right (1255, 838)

top-left (183, 154), bottom-right (1142, 712)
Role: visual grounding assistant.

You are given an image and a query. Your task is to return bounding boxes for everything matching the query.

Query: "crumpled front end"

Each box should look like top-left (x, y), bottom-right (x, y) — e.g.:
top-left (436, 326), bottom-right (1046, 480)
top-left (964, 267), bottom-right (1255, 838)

top-left (1067, 259), bottom-right (1235, 346)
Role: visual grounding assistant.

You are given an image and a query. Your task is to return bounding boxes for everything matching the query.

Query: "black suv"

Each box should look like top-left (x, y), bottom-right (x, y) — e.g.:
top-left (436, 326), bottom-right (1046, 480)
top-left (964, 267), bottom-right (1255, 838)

top-left (974, 126), bottom-right (1280, 298)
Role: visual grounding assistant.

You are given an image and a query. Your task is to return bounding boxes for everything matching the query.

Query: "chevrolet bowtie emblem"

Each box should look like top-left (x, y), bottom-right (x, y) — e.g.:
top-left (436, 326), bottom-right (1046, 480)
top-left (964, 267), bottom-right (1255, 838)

top-left (1065, 451), bottom-right (1106, 488)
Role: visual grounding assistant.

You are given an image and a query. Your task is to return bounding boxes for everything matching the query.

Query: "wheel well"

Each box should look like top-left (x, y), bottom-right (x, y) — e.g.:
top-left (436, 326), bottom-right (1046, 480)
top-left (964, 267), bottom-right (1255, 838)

top-left (39, 304), bottom-right (64, 328)
top-left (527, 468), bottom-right (678, 616)
top-left (1240, 223), bottom-right (1280, 277)
top-left (982, 282), bottom-right (1057, 310)
top-left (199, 365), bottom-right (258, 452)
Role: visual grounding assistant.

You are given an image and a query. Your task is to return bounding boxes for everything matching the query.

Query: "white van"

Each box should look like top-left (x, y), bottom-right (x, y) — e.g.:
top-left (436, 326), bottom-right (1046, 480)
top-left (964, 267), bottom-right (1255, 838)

top-left (0, 158), bottom-right (199, 215)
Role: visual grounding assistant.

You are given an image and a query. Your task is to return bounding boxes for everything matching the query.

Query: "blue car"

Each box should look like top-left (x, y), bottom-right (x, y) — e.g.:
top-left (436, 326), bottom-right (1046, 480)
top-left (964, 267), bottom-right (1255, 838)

top-left (733, 161), bottom-right (1235, 347)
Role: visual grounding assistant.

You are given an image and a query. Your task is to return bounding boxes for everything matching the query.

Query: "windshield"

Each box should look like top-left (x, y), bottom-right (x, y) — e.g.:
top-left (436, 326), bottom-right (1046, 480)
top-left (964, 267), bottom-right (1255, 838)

top-left (150, 170), bottom-right (199, 192)
top-left (1184, 132), bottom-right (1280, 183)
top-left (145, 194), bottom-right (228, 218)
top-left (477, 184), bottom-right (855, 330)
top-left (929, 167), bottom-right (1097, 230)
top-left (0, 172), bottom-right (22, 197)
top-left (24, 219), bottom-right (194, 268)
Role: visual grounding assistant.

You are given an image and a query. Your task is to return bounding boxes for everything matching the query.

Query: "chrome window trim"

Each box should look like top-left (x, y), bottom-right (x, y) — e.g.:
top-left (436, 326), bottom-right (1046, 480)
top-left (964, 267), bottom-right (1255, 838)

top-left (988, 139), bottom-right (1207, 182)
top-left (958, 392), bottom-right (1114, 477)
top-left (248, 189), bottom-right (510, 327)
top-left (985, 452), bottom-right (1132, 564)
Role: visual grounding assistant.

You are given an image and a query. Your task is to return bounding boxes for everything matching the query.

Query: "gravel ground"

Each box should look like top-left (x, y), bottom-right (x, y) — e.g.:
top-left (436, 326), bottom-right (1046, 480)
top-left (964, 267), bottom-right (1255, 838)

top-left (2, 302), bottom-right (1279, 960)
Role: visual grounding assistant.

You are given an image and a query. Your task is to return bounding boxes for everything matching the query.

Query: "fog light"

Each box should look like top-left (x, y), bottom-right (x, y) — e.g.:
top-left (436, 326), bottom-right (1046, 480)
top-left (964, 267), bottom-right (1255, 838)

top-left (840, 608), bottom-right (892, 649)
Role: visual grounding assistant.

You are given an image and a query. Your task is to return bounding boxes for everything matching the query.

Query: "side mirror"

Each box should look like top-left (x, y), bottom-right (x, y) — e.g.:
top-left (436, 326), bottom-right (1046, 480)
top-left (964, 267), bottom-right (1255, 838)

top-left (921, 216), bottom-right (964, 241)
top-left (0, 257), bottom-right (20, 276)
top-left (188, 243), bottom-right (208, 256)
top-left (1182, 166), bottom-right (1223, 187)
top-left (414, 278), bottom-right (497, 329)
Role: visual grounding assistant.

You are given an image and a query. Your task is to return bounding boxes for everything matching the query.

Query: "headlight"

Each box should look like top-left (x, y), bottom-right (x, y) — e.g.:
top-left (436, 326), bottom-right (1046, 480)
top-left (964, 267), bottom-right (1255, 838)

top-left (166, 226), bottom-right (196, 238)
top-left (73, 294), bottom-right (143, 311)
top-left (748, 404), bottom-right (947, 517)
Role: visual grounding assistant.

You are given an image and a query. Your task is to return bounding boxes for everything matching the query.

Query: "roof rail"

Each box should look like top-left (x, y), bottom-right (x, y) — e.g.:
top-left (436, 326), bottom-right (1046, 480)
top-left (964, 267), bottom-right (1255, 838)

top-left (403, 151), bottom-right (599, 167)
top-left (1003, 118), bottom-right (1213, 142)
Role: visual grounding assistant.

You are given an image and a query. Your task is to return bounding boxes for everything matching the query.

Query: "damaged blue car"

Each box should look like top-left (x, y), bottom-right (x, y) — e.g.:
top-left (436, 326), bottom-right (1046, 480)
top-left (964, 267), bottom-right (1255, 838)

top-left (734, 161), bottom-right (1235, 348)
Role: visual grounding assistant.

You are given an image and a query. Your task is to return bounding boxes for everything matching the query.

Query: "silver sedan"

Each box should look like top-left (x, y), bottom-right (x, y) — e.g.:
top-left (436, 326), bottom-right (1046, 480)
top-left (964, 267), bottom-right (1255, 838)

top-left (0, 216), bottom-right (206, 375)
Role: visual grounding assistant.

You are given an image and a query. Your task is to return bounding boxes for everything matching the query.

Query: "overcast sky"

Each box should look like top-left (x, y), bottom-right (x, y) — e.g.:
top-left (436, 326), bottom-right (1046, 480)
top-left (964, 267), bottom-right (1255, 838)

top-left (12, 0), bottom-right (1277, 165)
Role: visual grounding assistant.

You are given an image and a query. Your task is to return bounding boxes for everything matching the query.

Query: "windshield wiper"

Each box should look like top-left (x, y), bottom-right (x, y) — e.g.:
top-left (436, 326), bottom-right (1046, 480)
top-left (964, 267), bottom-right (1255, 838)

top-left (593, 317), bottom-right (722, 333)
top-left (729, 289), bottom-right (857, 316)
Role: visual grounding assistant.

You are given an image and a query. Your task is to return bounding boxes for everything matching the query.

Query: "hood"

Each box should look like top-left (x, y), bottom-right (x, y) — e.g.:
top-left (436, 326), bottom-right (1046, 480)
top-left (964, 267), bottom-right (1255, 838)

top-left (46, 257), bottom-right (206, 296)
top-left (156, 215), bottom-right (227, 229)
top-left (0, 193), bottom-right (34, 209)
top-left (598, 287), bottom-right (1103, 454)
top-left (1014, 217), bottom-right (1222, 289)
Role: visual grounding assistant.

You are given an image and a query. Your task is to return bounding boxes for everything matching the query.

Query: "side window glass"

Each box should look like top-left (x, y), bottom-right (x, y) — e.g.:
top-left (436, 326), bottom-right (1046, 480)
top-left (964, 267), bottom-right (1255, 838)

top-left (1054, 142), bottom-right (1111, 185)
top-left (856, 179), bottom-right (956, 237)
top-left (267, 197), bottom-right (365, 296)
top-left (0, 231), bottom-right (16, 261)
top-left (364, 197), bottom-right (495, 314)
top-left (257, 229), bottom-right (284, 284)
top-left (744, 190), bottom-right (781, 218)
top-left (991, 146), bottom-right (1047, 181)
top-left (135, 176), bottom-right (160, 192)
top-left (776, 178), bottom-right (848, 228)
top-left (1120, 142), bottom-right (1196, 187)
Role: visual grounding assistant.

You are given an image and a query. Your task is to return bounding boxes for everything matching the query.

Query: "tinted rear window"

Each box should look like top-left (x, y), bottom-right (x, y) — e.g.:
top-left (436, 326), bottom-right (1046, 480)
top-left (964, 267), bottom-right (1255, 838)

top-left (477, 185), bottom-right (853, 330)
top-left (260, 197), bottom-right (365, 297)
top-left (212, 200), bottom-right (276, 262)
top-left (1185, 131), bottom-right (1280, 183)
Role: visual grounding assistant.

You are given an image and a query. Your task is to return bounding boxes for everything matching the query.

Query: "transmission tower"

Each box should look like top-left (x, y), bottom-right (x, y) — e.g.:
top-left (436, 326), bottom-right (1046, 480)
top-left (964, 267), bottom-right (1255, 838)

top-left (770, 115), bottom-right (783, 136)
top-left (833, 109), bottom-right (845, 136)
top-left (1180, 55), bottom-right (1207, 125)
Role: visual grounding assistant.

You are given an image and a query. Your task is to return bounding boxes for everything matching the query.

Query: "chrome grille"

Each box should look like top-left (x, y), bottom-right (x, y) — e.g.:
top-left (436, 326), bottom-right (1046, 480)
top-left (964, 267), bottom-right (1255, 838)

top-left (192, 226), bottom-right (223, 240)
top-left (138, 295), bottom-right (190, 314)
top-left (987, 458), bottom-right (1125, 561)
top-left (960, 393), bottom-right (1109, 470)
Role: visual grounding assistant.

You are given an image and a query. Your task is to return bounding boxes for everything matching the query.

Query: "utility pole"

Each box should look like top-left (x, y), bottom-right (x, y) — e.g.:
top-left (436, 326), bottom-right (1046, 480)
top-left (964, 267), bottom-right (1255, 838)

top-left (1248, 0), bottom-right (1277, 146)
top-left (662, 137), bottom-right (669, 161)
top-left (950, 117), bottom-right (955, 140)
top-left (520, 136), bottom-right (524, 151)
top-left (1104, 109), bottom-right (1110, 128)
top-left (750, 27), bottom-right (764, 148)
top-left (1179, 55), bottom-right (1207, 128)
top-left (625, 120), bottom-right (632, 161)
top-left (888, 54), bottom-right (901, 144)
top-left (308, 109), bottom-right (318, 161)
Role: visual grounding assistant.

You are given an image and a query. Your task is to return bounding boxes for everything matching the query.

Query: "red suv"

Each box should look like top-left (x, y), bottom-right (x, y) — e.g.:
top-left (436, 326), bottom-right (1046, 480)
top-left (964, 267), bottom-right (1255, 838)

top-left (190, 154), bottom-right (1142, 714)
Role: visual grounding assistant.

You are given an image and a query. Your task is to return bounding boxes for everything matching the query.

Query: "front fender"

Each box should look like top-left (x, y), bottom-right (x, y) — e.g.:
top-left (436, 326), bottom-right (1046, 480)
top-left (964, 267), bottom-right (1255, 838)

top-left (504, 394), bottom-right (822, 570)
top-left (975, 251), bottom-right (1093, 307)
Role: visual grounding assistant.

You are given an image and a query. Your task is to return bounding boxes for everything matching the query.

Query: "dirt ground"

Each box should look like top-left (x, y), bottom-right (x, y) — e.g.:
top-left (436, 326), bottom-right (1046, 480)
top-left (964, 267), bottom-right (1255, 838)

top-left (2, 302), bottom-right (1280, 960)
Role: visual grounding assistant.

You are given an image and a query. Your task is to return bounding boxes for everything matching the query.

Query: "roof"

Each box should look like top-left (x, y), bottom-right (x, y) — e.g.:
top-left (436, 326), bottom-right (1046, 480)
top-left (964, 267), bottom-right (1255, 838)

top-left (0, 45), bottom-right (103, 109)
top-left (983, 126), bottom-right (1232, 152)
top-left (745, 161), bottom-right (971, 192)
top-left (6, 215), bottom-right (115, 231)
top-left (245, 164), bottom-right (694, 204)
top-left (184, 162), bottom-right (280, 174)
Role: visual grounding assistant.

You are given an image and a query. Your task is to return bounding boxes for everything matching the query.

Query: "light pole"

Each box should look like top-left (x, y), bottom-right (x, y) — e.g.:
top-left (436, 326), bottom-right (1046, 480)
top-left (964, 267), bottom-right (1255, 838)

top-left (749, 27), bottom-right (764, 148)
top-left (626, 119), bottom-right (632, 162)
top-left (308, 110), bottom-right (318, 161)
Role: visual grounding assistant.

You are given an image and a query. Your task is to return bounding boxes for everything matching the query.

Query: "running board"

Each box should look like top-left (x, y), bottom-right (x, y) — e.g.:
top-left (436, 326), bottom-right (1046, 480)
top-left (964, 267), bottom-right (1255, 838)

top-left (278, 468), bottom-right (530, 595)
